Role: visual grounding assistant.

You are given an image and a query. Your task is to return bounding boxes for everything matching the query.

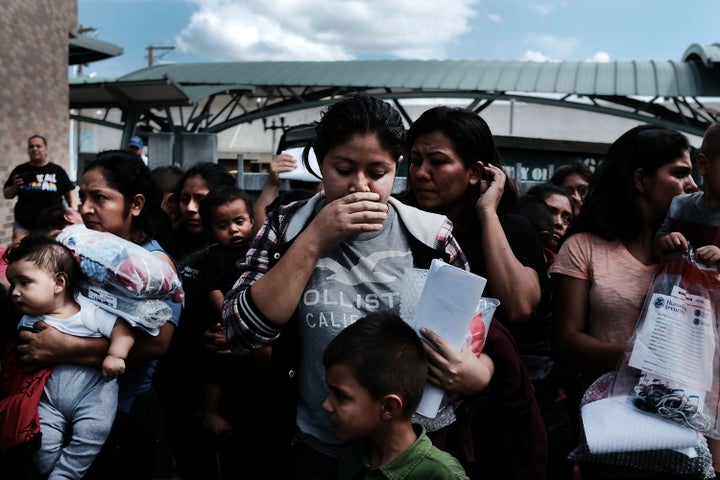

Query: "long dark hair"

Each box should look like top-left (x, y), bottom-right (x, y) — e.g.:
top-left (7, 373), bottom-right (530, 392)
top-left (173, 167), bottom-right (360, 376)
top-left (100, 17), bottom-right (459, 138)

top-left (403, 106), bottom-right (518, 215)
top-left (83, 150), bottom-right (162, 243)
top-left (565, 124), bottom-right (690, 242)
top-left (305, 95), bottom-right (405, 176)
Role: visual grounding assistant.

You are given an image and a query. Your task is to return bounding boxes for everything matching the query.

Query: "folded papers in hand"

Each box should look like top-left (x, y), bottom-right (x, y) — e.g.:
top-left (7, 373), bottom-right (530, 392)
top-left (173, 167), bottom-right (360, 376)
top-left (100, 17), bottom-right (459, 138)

top-left (411, 259), bottom-right (487, 418)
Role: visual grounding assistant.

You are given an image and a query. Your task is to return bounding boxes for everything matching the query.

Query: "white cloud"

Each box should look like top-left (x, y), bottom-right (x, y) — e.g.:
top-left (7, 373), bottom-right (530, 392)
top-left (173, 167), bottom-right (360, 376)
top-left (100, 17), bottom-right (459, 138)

top-left (176, 0), bottom-right (480, 61)
top-left (488, 13), bottom-right (503, 23)
top-left (521, 49), bottom-right (611, 63)
top-left (586, 51), bottom-right (610, 62)
top-left (520, 50), bottom-right (558, 62)
top-left (521, 48), bottom-right (611, 63)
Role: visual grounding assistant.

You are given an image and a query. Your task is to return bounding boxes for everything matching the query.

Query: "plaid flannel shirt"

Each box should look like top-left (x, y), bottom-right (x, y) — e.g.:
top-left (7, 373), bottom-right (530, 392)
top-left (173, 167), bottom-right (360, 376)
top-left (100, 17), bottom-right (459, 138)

top-left (222, 194), bottom-right (467, 355)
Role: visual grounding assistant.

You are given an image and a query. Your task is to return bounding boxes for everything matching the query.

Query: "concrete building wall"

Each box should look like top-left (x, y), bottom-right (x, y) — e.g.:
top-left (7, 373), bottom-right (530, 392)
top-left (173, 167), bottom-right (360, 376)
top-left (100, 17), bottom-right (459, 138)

top-left (0, 0), bottom-right (77, 246)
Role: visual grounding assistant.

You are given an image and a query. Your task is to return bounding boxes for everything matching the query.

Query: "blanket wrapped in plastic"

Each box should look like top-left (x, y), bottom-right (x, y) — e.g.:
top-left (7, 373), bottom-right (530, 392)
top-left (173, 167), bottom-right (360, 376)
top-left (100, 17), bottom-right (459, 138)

top-left (56, 224), bottom-right (184, 334)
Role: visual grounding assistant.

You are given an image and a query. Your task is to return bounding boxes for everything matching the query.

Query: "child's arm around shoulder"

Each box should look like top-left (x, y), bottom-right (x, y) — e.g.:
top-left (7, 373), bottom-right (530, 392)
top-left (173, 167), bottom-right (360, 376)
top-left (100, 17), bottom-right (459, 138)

top-left (102, 318), bottom-right (135, 381)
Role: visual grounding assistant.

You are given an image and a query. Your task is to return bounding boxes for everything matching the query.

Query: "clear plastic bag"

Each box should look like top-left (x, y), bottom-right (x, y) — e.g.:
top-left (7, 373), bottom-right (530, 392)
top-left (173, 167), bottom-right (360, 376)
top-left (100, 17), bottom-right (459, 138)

top-left (610, 250), bottom-right (720, 439)
top-left (57, 224), bottom-right (184, 303)
top-left (56, 224), bottom-right (184, 334)
top-left (80, 284), bottom-right (172, 335)
top-left (413, 296), bottom-right (499, 432)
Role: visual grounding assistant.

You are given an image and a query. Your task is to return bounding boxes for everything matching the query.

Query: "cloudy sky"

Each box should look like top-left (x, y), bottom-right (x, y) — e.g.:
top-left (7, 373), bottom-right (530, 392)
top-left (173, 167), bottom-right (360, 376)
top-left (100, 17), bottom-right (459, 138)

top-left (77, 0), bottom-right (720, 79)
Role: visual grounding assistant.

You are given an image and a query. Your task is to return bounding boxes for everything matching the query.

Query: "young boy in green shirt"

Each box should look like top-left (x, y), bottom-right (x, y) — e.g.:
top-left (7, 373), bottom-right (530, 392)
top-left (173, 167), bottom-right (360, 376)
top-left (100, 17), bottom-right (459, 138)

top-left (322, 311), bottom-right (469, 480)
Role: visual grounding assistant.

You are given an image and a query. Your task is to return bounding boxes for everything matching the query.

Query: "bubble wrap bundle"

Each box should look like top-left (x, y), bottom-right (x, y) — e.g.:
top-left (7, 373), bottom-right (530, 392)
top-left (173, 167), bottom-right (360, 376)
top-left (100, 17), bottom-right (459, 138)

top-left (57, 224), bottom-right (184, 302)
top-left (56, 224), bottom-right (184, 334)
top-left (78, 283), bottom-right (172, 335)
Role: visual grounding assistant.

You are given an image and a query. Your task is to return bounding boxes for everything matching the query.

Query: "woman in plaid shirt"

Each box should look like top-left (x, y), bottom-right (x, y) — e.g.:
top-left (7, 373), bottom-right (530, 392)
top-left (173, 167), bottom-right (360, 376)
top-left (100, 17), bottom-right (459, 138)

top-left (222, 95), bottom-right (494, 480)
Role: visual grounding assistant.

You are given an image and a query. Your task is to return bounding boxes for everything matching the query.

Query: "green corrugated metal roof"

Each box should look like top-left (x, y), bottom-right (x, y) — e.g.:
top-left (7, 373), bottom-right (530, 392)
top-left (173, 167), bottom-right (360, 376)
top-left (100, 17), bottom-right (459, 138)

top-left (110, 58), bottom-right (719, 97)
top-left (683, 43), bottom-right (720, 67)
top-left (180, 85), bottom-right (254, 103)
top-left (68, 44), bottom-right (720, 138)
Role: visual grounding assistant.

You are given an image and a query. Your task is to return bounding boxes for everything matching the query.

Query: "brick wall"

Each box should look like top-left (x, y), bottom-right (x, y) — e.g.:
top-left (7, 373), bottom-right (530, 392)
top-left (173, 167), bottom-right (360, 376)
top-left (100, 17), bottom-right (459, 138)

top-left (0, 0), bottom-right (77, 246)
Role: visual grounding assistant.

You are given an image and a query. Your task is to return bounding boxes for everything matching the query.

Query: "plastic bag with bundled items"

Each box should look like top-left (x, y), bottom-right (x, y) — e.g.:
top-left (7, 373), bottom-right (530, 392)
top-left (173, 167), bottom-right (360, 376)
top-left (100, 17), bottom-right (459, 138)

top-left (57, 224), bottom-right (184, 302)
top-left (610, 249), bottom-right (720, 439)
top-left (56, 224), bottom-right (184, 334)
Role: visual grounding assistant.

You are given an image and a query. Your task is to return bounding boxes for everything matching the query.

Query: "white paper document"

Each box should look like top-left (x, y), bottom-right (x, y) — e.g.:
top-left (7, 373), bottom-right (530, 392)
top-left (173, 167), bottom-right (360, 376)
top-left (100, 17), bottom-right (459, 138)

top-left (411, 259), bottom-right (487, 418)
top-left (629, 286), bottom-right (715, 391)
top-left (278, 147), bottom-right (322, 182)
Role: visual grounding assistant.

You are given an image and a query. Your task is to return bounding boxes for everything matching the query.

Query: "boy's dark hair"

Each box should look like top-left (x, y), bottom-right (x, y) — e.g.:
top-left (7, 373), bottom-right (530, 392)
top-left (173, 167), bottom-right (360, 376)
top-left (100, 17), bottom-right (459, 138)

top-left (3, 235), bottom-right (84, 297)
top-left (322, 311), bottom-right (428, 417)
top-left (199, 185), bottom-right (254, 232)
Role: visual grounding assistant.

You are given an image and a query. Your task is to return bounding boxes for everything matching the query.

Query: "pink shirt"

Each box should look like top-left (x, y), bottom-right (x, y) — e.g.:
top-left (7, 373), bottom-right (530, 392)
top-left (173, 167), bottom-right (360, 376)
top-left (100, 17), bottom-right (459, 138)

top-left (552, 232), bottom-right (657, 345)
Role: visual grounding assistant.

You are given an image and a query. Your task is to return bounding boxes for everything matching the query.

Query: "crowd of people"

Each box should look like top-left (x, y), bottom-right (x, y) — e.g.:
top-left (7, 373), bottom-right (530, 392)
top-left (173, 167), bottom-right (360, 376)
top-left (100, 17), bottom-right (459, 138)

top-left (0, 94), bottom-right (718, 480)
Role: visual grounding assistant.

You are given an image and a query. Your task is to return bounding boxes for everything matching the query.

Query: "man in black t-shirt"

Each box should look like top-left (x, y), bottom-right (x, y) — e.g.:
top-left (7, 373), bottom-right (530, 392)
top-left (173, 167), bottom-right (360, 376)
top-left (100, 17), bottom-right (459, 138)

top-left (3, 135), bottom-right (76, 244)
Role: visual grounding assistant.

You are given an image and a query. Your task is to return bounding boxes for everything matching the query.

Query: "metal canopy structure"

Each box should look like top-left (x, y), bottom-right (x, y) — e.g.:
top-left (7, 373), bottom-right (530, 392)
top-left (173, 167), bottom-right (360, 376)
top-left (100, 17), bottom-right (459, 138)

top-left (70, 42), bottom-right (720, 145)
top-left (69, 35), bottom-right (123, 66)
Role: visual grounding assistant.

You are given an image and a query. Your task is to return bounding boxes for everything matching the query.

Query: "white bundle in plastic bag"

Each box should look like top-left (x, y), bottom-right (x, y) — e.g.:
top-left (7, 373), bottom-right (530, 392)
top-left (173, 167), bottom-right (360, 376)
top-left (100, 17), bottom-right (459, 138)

top-left (56, 224), bottom-right (184, 334)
